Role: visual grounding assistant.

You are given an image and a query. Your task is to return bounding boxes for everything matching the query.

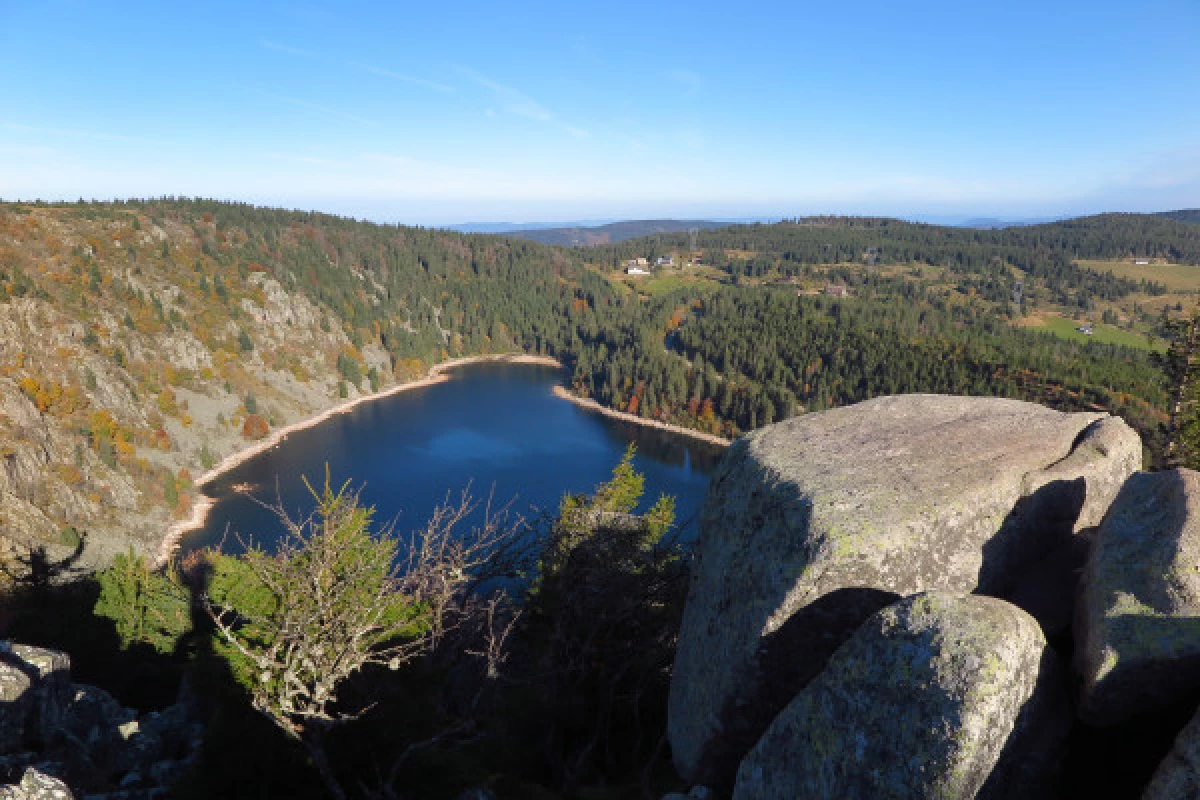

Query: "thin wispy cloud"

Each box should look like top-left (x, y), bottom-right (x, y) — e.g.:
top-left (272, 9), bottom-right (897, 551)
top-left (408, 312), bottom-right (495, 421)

top-left (263, 152), bottom-right (347, 168)
top-left (261, 93), bottom-right (376, 127)
top-left (354, 63), bottom-right (456, 95)
top-left (362, 152), bottom-right (613, 199)
top-left (0, 121), bottom-right (163, 146)
top-left (0, 144), bottom-right (58, 158)
top-left (260, 39), bottom-right (321, 59)
top-left (456, 66), bottom-right (589, 138)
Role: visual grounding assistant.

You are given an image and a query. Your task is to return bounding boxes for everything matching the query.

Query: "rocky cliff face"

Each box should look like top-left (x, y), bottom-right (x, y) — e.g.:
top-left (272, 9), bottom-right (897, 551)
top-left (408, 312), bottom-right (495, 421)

top-left (0, 205), bottom-right (398, 571)
top-left (666, 394), bottom-right (1200, 798)
top-left (668, 394), bottom-right (1140, 787)
top-left (0, 642), bottom-right (201, 798)
top-left (733, 592), bottom-right (1068, 800)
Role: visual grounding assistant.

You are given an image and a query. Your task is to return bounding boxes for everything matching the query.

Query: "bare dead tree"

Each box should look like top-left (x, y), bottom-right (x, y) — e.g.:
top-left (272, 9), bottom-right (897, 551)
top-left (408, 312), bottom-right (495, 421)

top-left (201, 472), bottom-right (524, 800)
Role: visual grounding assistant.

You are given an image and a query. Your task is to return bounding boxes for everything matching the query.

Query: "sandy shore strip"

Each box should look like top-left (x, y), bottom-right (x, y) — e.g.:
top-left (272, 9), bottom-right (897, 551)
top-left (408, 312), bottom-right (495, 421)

top-left (155, 352), bottom-right (730, 565)
top-left (154, 352), bottom-right (561, 565)
top-left (551, 386), bottom-right (731, 448)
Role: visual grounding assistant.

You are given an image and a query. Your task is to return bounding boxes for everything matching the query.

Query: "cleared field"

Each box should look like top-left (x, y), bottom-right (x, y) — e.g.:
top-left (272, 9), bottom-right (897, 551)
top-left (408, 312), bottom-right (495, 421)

top-left (1021, 314), bottom-right (1163, 351)
top-left (1078, 259), bottom-right (1200, 292)
top-left (617, 268), bottom-right (724, 296)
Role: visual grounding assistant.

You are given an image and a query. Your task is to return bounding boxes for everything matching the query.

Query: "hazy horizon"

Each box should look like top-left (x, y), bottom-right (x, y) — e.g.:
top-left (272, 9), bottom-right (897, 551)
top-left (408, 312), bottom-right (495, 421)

top-left (2, 1), bottom-right (1197, 224)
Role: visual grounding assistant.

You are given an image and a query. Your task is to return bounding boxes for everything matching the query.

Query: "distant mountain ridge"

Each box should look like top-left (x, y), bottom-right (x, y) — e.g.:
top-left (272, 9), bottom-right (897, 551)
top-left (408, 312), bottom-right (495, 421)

top-left (501, 219), bottom-right (731, 246)
top-left (1158, 210), bottom-right (1200, 224)
top-left (457, 210), bottom-right (1200, 242)
top-left (446, 220), bottom-right (619, 234)
top-left (445, 219), bottom-right (751, 245)
top-left (953, 216), bottom-right (1064, 229)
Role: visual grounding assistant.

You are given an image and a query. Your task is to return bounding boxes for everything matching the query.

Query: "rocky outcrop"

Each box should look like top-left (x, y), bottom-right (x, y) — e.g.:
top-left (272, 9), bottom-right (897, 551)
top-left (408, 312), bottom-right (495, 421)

top-left (1143, 703), bottom-right (1200, 799)
top-left (669, 395), bottom-right (1140, 785)
top-left (1076, 469), bottom-right (1200, 725)
top-left (0, 645), bottom-right (70, 753)
top-left (0, 642), bottom-right (200, 798)
top-left (733, 593), bottom-right (1068, 800)
top-left (0, 208), bottom-right (392, 568)
top-left (0, 768), bottom-right (73, 800)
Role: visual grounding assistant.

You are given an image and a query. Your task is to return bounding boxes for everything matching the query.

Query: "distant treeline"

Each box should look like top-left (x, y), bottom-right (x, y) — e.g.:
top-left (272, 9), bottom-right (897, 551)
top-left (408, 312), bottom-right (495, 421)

top-left (588, 213), bottom-right (1200, 309)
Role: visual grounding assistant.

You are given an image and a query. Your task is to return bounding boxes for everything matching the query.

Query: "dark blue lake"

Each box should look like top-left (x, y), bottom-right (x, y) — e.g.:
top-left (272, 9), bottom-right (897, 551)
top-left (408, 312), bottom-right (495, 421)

top-left (182, 362), bottom-right (723, 556)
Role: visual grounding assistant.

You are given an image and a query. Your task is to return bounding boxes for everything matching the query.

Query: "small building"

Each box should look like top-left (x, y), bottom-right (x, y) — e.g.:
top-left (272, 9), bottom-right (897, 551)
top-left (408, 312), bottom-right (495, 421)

top-left (625, 257), bottom-right (649, 269)
top-left (1134, 259), bottom-right (1150, 265)
top-left (824, 285), bottom-right (848, 296)
top-left (1077, 324), bottom-right (1094, 335)
top-left (626, 266), bottom-right (651, 276)
top-left (655, 256), bottom-right (675, 267)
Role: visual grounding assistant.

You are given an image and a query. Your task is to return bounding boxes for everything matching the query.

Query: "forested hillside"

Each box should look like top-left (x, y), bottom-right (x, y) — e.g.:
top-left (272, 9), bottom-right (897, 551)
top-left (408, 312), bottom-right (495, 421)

top-left (590, 213), bottom-right (1200, 310)
top-left (1159, 210), bottom-right (1200, 224)
top-left (0, 198), bottom-right (623, 564)
top-left (0, 200), bottom-right (1188, 567)
top-left (566, 286), bottom-right (1166, 454)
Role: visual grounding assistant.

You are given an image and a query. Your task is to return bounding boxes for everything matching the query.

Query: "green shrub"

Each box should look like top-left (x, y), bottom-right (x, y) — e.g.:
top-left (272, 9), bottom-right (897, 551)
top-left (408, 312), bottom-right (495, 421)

top-left (94, 550), bottom-right (191, 654)
top-left (57, 525), bottom-right (82, 549)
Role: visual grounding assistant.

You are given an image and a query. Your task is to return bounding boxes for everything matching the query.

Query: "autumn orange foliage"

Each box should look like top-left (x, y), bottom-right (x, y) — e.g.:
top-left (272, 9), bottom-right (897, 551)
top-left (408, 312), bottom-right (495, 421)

top-left (241, 413), bottom-right (269, 440)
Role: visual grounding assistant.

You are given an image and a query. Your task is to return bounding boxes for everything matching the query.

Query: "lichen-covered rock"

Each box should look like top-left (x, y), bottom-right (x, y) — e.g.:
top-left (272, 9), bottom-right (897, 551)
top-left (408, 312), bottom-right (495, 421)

top-left (669, 395), bottom-right (1139, 785)
top-left (0, 644), bottom-right (71, 753)
top-left (0, 767), bottom-right (74, 800)
top-left (1143, 702), bottom-right (1200, 799)
top-left (733, 593), bottom-right (1069, 800)
top-left (1076, 469), bottom-right (1200, 725)
top-left (0, 643), bottom-right (201, 798)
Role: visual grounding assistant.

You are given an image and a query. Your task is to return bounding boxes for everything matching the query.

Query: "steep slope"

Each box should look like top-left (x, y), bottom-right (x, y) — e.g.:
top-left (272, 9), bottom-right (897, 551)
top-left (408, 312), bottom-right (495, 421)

top-left (0, 200), bottom-right (614, 570)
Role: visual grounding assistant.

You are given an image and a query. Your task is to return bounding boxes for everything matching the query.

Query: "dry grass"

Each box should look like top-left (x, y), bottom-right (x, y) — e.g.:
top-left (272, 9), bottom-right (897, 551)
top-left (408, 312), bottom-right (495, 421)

top-left (1078, 259), bottom-right (1200, 292)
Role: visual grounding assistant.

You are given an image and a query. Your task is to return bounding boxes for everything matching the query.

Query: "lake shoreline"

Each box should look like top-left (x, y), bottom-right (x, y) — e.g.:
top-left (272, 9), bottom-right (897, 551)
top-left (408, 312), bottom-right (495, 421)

top-left (154, 352), bottom-right (561, 565)
top-left (550, 386), bottom-right (732, 448)
top-left (155, 351), bottom-right (728, 565)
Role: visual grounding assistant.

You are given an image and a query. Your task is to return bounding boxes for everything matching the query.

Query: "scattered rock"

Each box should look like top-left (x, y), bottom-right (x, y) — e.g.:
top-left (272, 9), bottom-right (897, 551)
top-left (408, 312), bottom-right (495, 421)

top-left (733, 592), bottom-right (1069, 800)
top-left (0, 644), bottom-right (71, 752)
top-left (0, 767), bottom-right (74, 800)
top-left (1076, 469), bottom-right (1200, 725)
top-left (0, 643), bottom-right (200, 798)
top-left (669, 395), bottom-right (1139, 785)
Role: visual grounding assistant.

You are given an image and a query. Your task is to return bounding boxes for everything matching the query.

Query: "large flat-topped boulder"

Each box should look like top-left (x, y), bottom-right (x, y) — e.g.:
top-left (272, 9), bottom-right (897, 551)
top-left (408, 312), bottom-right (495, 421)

top-left (733, 593), bottom-right (1069, 800)
top-left (669, 394), bottom-right (1140, 786)
top-left (1076, 469), bottom-right (1200, 725)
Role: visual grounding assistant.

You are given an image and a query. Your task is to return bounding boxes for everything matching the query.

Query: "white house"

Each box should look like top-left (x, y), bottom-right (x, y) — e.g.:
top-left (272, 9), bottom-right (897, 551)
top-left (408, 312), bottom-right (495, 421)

top-left (626, 266), bottom-right (651, 276)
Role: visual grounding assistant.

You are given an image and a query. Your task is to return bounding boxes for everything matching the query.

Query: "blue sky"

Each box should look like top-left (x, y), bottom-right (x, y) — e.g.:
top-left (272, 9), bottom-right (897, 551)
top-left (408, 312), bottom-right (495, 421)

top-left (1, 0), bottom-right (1197, 224)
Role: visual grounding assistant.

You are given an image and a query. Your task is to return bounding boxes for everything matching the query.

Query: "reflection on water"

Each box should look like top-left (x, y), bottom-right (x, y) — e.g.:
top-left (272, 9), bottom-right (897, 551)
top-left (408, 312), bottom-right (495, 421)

top-left (185, 362), bottom-right (723, 556)
top-left (412, 429), bottom-right (525, 463)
